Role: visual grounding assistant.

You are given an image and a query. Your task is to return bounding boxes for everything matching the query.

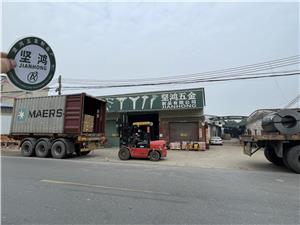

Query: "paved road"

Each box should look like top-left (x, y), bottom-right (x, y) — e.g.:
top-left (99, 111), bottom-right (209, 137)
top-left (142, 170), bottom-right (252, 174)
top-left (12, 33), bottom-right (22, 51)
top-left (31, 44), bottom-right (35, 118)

top-left (2, 156), bottom-right (299, 224)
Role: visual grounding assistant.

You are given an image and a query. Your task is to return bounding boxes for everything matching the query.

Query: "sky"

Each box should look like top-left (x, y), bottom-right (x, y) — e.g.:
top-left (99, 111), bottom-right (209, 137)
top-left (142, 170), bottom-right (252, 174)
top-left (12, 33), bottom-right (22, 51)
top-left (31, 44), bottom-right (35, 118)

top-left (1, 1), bottom-right (299, 116)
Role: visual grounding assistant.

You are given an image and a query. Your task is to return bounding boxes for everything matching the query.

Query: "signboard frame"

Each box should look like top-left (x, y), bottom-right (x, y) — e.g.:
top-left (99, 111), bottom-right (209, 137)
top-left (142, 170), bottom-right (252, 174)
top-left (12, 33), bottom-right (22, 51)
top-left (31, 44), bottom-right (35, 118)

top-left (103, 88), bottom-right (205, 113)
top-left (7, 36), bottom-right (56, 91)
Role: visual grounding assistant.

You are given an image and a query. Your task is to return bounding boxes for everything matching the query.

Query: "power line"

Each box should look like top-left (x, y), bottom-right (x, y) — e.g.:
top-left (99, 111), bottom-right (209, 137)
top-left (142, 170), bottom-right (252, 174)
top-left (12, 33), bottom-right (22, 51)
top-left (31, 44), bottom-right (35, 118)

top-left (57, 71), bottom-right (300, 91)
top-left (56, 63), bottom-right (299, 88)
top-left (57, 55), bottom-right (299, 85)
top-left (2, 56), bottom-right (299, 94)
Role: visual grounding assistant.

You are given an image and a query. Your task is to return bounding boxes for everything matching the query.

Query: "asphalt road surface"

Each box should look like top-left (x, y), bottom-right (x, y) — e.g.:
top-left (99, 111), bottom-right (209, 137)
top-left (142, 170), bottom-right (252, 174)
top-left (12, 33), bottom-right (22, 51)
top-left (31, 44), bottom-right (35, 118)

top-left (2, 156), bottom-right (299, 224)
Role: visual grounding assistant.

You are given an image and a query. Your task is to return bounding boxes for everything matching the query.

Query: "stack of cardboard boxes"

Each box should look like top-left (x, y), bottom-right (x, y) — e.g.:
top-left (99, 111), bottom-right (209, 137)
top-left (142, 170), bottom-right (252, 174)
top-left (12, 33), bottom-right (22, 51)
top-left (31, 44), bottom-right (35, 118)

top-left (83, 114), bottom-right (94, 133)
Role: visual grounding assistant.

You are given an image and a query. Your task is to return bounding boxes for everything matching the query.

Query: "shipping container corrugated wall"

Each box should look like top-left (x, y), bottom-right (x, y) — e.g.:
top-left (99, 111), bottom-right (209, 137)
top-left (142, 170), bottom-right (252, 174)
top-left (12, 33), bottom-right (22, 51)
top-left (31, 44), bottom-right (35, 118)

top-left (10, 96), bottom-right (66, 134)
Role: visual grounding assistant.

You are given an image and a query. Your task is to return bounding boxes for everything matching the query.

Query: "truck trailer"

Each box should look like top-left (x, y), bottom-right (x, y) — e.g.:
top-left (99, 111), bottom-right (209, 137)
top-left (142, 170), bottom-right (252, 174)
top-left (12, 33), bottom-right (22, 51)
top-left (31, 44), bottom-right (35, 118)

top-left (242, 109), bottom-right (300, 173)
top-left (10, 93), bottom-right (106, 159)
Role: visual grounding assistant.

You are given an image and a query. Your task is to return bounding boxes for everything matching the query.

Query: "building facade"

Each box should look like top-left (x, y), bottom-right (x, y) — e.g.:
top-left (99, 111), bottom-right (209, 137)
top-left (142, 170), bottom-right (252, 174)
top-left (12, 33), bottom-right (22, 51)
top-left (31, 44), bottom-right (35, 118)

top-left (102, 88), bottom-right (206, 148)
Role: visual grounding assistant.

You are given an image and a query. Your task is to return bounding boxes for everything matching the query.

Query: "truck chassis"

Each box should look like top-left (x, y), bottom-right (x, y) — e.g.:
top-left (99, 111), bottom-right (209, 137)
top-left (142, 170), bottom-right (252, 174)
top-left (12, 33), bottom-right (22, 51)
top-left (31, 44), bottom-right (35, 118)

top-left (242, 134), bottom-right (300, 173)
top-left (13, 133), bottom-right (106, 159)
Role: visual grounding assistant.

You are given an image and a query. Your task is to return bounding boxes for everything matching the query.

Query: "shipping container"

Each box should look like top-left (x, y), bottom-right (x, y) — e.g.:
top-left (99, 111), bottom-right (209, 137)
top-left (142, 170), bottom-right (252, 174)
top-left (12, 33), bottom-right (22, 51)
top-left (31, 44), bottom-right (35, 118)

top-left (11, 93), bottom-right (105, 135)
top-left (10, 93), bottom-right (106, 159)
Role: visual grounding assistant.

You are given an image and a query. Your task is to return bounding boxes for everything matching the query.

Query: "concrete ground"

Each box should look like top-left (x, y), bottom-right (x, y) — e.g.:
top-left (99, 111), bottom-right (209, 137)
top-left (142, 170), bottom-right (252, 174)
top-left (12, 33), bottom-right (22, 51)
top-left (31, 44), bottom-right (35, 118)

top-left (2, 156), bottom-right (299, 225)
top-left (1, 141), bottom-right (291, 173)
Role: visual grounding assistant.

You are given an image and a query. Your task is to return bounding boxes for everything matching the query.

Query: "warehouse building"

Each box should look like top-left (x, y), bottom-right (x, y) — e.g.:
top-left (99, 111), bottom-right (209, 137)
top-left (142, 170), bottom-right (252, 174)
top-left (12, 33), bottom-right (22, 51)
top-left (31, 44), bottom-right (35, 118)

top-left (102, 88), bottom-right (206, 148)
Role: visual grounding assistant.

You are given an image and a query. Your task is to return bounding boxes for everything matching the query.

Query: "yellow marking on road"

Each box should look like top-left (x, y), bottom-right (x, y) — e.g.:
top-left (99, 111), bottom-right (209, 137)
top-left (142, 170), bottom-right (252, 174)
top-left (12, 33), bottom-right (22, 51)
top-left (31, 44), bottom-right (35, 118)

top-left (40, 179), bottom-right (170, 195)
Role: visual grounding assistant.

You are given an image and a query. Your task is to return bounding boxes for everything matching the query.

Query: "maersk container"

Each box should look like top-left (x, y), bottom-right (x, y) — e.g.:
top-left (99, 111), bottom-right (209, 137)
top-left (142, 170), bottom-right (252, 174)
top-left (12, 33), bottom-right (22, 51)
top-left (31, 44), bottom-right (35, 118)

top-left (10, 93), bottom-right (106, 135)
top-left (10, 93), bottom-right (106, 159)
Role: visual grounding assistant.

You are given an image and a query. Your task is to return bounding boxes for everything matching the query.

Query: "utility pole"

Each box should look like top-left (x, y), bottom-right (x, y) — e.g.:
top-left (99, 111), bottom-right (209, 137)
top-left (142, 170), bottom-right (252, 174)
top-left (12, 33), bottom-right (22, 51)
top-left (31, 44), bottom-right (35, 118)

top-left (55, 75), bottom-right (62, 95)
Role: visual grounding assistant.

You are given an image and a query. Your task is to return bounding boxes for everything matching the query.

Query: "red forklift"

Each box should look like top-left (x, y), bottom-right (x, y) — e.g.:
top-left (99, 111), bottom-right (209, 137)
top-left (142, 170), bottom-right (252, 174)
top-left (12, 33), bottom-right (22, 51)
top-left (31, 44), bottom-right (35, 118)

top-left (118, 121), bottom-right (167, 161)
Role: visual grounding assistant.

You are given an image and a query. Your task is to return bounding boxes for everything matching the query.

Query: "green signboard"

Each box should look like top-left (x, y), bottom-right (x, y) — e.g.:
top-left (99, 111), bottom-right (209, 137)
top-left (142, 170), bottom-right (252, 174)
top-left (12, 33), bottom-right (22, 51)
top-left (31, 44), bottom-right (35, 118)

top-left (105, 88), bottom-right (205, 112)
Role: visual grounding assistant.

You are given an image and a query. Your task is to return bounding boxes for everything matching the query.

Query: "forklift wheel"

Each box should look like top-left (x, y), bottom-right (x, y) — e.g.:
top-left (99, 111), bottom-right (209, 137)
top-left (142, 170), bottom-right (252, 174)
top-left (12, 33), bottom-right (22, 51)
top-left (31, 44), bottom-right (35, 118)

top-left (149, 151), bottom-right (160, 161)
top-left (118, 147), bottom-right (131, 160)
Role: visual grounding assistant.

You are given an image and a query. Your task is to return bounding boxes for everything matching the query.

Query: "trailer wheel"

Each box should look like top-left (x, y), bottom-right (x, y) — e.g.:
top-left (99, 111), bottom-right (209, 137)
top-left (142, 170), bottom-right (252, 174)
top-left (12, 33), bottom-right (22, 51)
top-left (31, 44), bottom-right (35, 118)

top-left (21, 138), bottom-right (36, 157)
top-left (51, 140), bottom-right (67, 159)
top-left (149, 151), bottom-right (160, 161)
top-left (35, 138), bottom-right (51, 158)
top-left (284, 145), bottom-right (300, 174)
top-left (264, 146), bottom-right (283, 166)
top-left (118, 147), bottom-right (130, 160)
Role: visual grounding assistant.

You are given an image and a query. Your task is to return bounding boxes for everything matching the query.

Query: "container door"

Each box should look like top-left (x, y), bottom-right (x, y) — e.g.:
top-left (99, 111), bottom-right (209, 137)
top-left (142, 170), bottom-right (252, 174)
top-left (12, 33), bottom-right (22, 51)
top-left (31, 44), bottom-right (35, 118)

top-left (64, 94), bottom-right (84, 134)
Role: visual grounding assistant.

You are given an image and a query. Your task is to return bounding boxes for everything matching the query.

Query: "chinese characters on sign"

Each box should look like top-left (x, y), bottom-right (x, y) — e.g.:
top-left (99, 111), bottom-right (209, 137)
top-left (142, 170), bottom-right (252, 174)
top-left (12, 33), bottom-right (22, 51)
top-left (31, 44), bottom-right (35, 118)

top-left (20, 50), bottom-right (31, 63)
top-left (18, 51), bottom-right (48, 72)
top-left (7, 36), bottom-right (56, 91)
top-left (20, 51), bottom-right (48, 65)
top-left (161, 92), bottom-right (197, 109)
top-left (38, 54), bottom-right (48, 65)
top-left (105, 89), bottom-right (204, 112)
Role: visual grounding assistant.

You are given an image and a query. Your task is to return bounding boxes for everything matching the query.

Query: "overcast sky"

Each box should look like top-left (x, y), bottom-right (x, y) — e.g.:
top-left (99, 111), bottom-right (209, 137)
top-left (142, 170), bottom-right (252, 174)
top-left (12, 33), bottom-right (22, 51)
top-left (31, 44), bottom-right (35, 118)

top-left (2, 1), bottom-right (299, 116)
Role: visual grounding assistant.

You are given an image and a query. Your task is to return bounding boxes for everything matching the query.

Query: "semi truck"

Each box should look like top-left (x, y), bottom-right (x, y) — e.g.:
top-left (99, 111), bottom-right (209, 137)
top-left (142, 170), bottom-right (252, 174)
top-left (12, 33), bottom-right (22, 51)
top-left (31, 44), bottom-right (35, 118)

top-left (9, 93), bottom-right (106, 158)
top-left (242, 109), bottom-right (300, 173)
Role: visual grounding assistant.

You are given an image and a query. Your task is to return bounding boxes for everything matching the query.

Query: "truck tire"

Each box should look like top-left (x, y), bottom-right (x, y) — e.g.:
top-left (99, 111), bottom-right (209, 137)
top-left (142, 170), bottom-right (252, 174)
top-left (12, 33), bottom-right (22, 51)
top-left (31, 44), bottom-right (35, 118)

top-left (51, 140), bottom-right (67, 159)
top-left (264, 146), bottom-right (283, 166)
top-left (118, 147), bottom-right (130, 160)
top-left (35, 138), bottom-right (51, 158)
top-left (20, 138), bottom-right (37, 157)
top-left (149, 151), bottom-right (160, 161)
top-left (284, 145), bottom-right (300, 174)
